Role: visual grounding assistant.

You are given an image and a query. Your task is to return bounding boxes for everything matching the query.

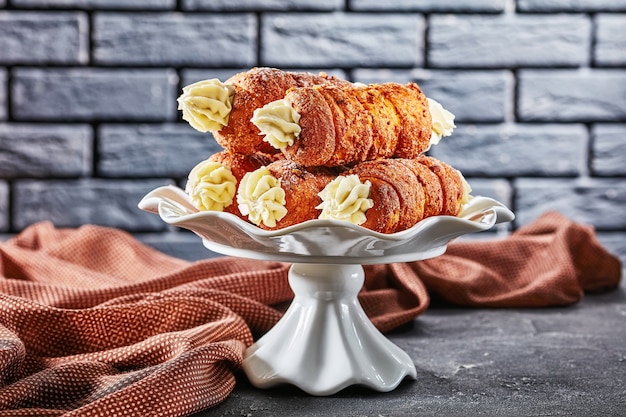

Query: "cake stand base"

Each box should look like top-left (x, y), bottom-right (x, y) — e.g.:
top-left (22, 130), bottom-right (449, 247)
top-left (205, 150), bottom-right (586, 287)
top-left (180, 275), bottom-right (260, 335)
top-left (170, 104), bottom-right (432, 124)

top-left (242, 263), bottom-right (417, 396)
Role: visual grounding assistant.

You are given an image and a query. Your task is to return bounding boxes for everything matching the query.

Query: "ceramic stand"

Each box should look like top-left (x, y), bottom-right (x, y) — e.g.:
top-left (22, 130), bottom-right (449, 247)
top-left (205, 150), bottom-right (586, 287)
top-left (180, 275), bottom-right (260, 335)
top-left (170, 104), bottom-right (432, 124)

top-left (243, 263), bottom-right (417, 396)
top-left (139, 186), bottom-right (514, 396)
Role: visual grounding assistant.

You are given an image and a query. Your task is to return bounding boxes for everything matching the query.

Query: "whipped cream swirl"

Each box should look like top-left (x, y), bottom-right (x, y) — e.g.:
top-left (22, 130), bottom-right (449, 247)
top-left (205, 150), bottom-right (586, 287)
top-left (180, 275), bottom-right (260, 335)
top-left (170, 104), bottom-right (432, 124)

top-left (317, 175), bottom-right (374, 225)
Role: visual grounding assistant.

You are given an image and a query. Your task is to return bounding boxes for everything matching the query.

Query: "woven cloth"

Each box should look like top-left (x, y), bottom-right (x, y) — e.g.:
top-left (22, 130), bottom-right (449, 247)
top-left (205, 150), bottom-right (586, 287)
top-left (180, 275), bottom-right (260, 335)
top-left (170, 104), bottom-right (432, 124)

top-left (0, 212), bottom-right (621, 416)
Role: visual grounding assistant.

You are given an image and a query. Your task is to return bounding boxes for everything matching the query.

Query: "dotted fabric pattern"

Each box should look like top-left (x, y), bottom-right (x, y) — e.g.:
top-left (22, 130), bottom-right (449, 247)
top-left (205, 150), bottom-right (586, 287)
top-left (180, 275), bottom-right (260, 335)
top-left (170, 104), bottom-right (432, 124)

top-left (0, 214), bottom-right (621, 416)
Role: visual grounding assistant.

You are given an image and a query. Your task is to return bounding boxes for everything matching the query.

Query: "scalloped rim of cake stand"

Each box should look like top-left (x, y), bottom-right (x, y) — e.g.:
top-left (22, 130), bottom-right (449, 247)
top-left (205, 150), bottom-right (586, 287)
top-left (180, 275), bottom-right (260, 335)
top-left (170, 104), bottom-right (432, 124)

top-left (138, 185), bottom-right (515, 264)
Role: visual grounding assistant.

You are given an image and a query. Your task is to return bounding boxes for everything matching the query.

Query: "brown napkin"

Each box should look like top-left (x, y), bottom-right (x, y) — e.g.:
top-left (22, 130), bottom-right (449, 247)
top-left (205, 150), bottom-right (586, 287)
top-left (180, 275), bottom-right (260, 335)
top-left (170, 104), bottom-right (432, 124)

top-left (0, 212), bottom-right (621, 416)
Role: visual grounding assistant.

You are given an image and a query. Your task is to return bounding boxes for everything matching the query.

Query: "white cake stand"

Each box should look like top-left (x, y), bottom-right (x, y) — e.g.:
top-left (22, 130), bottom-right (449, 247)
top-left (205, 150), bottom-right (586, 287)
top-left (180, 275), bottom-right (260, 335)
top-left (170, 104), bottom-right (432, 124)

top-left (139, 186), bottom-right (514, 396)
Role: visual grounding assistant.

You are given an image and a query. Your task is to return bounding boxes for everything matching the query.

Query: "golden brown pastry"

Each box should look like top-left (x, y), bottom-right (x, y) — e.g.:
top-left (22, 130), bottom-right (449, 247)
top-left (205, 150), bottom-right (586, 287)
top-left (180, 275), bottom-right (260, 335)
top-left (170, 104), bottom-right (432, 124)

top-left (236, 159), bottom-right (339, 230)
top-left (177, 67), bottom-right (350, 155)
top-left (208, 150), bottom-right (277, 182)
top-left (232, 156), bottom-right (469, 233)
top-left (416, 155), bottom-right (465, 216)
top-left (317, 156), bottom-right (468, 234)
top-left (252, 83), bottom-right (433, 167)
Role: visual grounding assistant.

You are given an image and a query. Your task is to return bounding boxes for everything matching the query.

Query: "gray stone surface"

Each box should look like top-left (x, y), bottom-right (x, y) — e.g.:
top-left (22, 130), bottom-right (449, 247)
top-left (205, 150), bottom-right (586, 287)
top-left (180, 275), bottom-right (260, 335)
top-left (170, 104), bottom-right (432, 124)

top-left (428, 14), bottom-right (590, 68)
top-left (354, 69), bottom-right (511, 123)
top-left (0, 124), bottom-right (92, 178)
top-left (518, 69), bottom-right (626, 122)
top-left (97, 124), bottom-right (222, 178)
top-left (0, 11), bottom-right (88, 65)
top-left (12, 0), bottom-right (175, 8)
top-left (514, 178), bottom-right (626, 230)
top-left (594, 14), bottom-right (626, 66)
top-left (192, 280), bottom-right (626, 417)
top-left (93, 13), bottom-right (256, 66)
top-left (12, 68), bottom-right (178, 121)
top-left (429, 124), bottom-right (586, 177)
top-left (12, 179), bottom-right (171, 231)
top-left (591, 124), bottom-right (626, 176)
top-left (261, 13), bottom-right (424, 67)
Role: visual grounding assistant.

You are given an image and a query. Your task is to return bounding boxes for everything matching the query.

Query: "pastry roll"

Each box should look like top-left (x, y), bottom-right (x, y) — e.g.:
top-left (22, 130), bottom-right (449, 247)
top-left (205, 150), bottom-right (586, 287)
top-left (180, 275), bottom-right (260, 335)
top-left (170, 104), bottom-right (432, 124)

top-left (251, 83), bottom-right (433, 167)
top-left (185, 151), bottom-right (275, 217)
top-left (415, 155), bottom-right (466, 216)
top-left (177, 67), bottom-right (349, 155)
top-left (237, 159), bottom-right (338, 230)
top-left (234, 156), bottom-right (470, 233)
top-left (317, 156), bottom-right (470, 234)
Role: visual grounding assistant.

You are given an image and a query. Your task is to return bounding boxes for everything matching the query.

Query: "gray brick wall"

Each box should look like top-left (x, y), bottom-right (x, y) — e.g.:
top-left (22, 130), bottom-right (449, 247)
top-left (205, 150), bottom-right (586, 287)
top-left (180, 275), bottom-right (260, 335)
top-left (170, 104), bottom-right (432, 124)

top-left (0, 0), bottom-right (624, 265)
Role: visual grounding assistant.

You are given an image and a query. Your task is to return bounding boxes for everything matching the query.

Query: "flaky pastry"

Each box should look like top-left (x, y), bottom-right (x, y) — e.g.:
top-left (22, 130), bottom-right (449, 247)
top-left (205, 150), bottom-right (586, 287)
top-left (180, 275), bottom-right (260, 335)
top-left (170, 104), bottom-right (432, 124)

top-left (252, 83), bottom-right (433, 167)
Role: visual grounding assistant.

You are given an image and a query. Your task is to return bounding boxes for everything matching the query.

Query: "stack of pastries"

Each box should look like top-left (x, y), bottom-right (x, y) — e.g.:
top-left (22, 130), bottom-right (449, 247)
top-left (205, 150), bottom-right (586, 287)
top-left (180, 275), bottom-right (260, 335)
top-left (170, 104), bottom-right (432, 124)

top-left (178, 67), bottom-right (469, 234)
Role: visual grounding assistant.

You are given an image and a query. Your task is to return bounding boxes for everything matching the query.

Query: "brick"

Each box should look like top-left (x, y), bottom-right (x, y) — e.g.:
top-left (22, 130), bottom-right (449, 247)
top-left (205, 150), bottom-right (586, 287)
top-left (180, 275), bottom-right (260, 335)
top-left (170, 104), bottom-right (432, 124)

top-left (0, 181), bottom-right (7, 232)
top-left (0, 12), bottom-right (88, 65)
top-left (261, 13), bottom-right (423, 67)
top-left (518, 70), bottom-right (626, 122)
top-left (181, 69), bottom-right (250, 86)
top-left (591, 124), bottom-right (626, 176)
top-left (182, 0), bottom-right (341, 11)
top-left (428, 14), bottom-right (590, 68)
top-left (351, 0), bottom-right (505, 12)
top-left (514, 178), bottom-right (626, 230)
top-left (429, 124), bottom-right (586, 177)
top-left (0, 124), bottom-right (92, 178)
top-left (465, 178), bottom-right (513, 209)
top-left (12, 0), bottom-right (175, 8)
top-left (0, 70), bottom-right (6, 121)
top-left (12, 68), bottom-right (178, 121)
top-left (94, 13), bottom-right (256, 66)
top-left (135, 232), bottom-right (222, 261)
top-left (594, 14), bottom-right (626, 66)
top-left (13, 179), bottom-right (171, 231)
top-left (98, 124), bottom-right (222, 178)
top-left (353, 69), bottom-right (511, 122)
top-left (518, 0), bottom-right (626, 12)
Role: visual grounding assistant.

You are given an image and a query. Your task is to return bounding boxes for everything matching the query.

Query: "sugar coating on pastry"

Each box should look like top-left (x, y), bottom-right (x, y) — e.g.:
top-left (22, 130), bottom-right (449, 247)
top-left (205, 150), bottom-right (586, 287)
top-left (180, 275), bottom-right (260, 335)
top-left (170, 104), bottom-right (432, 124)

top-left (185, 159), bottom-right (237, 211)
top-left (197, 67), bottom-right (351, 155)
top-left (251, 82), bottom-right (434, 167)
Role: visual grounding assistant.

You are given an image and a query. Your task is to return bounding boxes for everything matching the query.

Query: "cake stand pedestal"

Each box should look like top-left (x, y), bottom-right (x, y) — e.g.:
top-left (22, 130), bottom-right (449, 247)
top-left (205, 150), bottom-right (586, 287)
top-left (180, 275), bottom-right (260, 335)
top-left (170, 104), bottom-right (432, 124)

top-left (243, 263), bottom-right (416, 395)
top-left (139, 185), bottom-right (514, 396)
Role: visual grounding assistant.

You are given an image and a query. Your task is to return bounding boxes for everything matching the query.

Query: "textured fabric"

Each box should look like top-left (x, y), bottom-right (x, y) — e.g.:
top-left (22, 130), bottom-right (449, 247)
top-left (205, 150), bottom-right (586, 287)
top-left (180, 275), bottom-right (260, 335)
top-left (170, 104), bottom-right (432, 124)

top-left (0, 212), bottom-right (621, 416)
top-left (412, 211), bottom-right (622, 307)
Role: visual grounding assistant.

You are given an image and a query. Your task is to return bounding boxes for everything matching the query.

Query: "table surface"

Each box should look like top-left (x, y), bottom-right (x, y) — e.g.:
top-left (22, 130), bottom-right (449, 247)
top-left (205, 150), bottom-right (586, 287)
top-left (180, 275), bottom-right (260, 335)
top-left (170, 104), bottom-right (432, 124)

top-left (195, 278), bottom-right (626, 417)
